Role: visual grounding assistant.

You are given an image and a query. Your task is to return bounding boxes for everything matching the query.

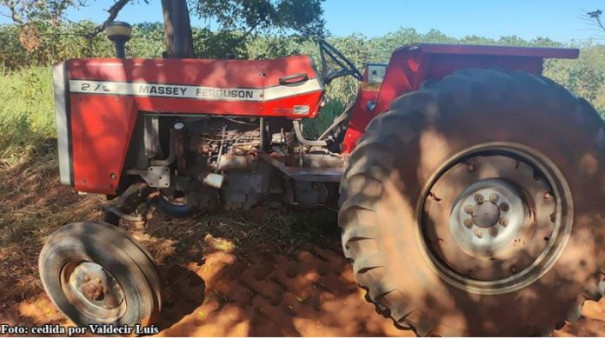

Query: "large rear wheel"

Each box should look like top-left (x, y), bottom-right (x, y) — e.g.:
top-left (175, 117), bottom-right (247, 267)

top-left (339, 69), bottom-right (605, 336)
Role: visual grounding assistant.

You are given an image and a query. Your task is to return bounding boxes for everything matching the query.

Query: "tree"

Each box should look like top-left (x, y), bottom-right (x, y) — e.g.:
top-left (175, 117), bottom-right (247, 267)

top-left (189, 0), bottom-right (325, 58)
top-left (161, 0), bottom-right (327, 58)
top-left (161, 0), bottom-right (194, 58)
top-left (0, 0), bottom-right (135, 39)
top-left (587, 9), bottom-right (604, 34)
top-left (0, 0), bottom-right (84, 26)
top-left (1, 0), bottom-right (326, 59)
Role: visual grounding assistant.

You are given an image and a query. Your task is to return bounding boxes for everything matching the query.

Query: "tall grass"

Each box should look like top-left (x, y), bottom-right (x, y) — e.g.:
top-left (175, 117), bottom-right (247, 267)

top-left (0, 66), bottom-right (55, 157)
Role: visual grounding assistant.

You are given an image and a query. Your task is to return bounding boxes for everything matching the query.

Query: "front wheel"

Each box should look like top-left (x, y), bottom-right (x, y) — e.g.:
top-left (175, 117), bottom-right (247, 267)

top-left (39, 222), bottom-right (162, 327)
top-left (339, 69), bottom-right (605, 336)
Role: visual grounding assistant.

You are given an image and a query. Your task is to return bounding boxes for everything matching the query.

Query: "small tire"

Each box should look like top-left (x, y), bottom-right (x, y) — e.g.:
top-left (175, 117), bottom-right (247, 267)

top-left (156, 194), bottom-right (194, 218)
top-left (39, 222), bottom-right (162, 326)
top-left (339, 69), bottom-right (605, 336)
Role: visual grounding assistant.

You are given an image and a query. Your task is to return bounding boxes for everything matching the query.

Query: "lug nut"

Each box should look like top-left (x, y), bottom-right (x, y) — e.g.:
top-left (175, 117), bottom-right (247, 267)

top-left (489, 193), bottom-right (499, 203)
top-left (474, 194), bottom-right (484, 204)
top-left (489, 227), bottom-right (498, 237)
top-left (467, 164), bottom-right (475, 172)
top-left (463, 205), bottom-right (474, 214)
top-left (544, 192), bottom-right (552, 200)
top-left (499, 217), bottom-right (509, 227)
top-left (474, 229), bottom-right (483, 239)
top-left (499, 202), bottom-right (510, 212)
top-left (463, 218), bottom-right (473, 228)
top-left (511, 265), bottom-right (518, 274)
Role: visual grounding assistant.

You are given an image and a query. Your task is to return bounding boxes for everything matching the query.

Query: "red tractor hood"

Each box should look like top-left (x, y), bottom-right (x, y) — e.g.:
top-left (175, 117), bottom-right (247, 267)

top-left (53, 55), bottom-right (324, 193)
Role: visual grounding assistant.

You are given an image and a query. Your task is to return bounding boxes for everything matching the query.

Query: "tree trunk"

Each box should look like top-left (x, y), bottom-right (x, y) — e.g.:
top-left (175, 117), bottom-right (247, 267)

top-left (161, 0), bottom-right (195, 58)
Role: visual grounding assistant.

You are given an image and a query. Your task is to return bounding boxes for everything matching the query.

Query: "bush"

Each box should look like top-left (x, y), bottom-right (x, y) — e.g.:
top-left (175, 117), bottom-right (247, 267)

top-left (0, 66), bottom-right (54, 156)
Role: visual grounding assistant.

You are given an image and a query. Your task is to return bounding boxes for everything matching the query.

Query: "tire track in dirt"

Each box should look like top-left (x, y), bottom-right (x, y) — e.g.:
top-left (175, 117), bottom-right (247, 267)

top-left (151, 235), bottom-right (605, 337)
top-left (156, 240), bottom-right (414, 336)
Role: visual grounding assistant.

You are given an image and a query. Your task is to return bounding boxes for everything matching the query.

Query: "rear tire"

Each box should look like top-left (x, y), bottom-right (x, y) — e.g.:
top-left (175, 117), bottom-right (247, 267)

top-left (339, 69), bottom-right (605, 336)
top-left (39, 222), bottom-right (162, 327)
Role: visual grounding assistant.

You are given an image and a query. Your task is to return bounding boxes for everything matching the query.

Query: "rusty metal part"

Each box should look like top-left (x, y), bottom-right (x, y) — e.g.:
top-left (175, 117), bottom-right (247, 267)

top-left (474, 194), bottom-right (485, 204)
top-left (61, 261), bottom-right (125, 321)
top-left (499, 217), bottom-right (509, 227)
top-left (217, 154), bottom-right (256, 171)
top-left (200, 172), bottom-right (225, 189)
top-left (126, 166), bottom-right (170, 188)
top-left (474, 229), bottom-right (483, 239)
top-left (103, 182), bottom-right (154, 226)
top-left (258, 152), bottom-right (343, 182)
top-left (489, 227), bottom-right (499, 237)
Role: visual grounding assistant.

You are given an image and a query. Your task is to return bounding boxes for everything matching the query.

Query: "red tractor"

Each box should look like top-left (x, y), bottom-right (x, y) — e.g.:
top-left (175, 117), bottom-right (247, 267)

top-left (40, 22), bottom-right (605, 335)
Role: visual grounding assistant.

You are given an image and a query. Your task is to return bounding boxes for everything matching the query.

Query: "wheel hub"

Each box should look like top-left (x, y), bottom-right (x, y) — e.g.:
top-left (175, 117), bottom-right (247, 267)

top-left (471, 199), bottom-right (500, 228)
top-left (449, 178), bottom-right (526, 257)
top-left (70, 262), bottom-right (124, 309)
top-left (420, 146), bottom-right (570, 292)
top-left (61, 261), bottom-right (125, 320)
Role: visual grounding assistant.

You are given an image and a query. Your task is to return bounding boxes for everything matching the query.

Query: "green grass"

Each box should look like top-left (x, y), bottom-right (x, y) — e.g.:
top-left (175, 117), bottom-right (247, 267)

top-left (303, 98), bottom-right (347, 138)
top-left (0, 66), bottom-right (55, 157)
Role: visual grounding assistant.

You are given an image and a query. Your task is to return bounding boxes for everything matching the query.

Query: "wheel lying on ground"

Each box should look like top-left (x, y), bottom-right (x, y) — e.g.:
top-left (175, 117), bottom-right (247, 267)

top-left (39, 222), bottom-right (162, 326)
top-left (339, 69), bottom-right (605, 336)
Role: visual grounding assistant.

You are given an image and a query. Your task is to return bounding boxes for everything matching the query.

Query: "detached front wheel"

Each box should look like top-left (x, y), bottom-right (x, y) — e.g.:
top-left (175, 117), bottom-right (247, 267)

top-left (339, 69), bottom-right (605, 336)
top-left (39, 222), bottom-right (162, 327)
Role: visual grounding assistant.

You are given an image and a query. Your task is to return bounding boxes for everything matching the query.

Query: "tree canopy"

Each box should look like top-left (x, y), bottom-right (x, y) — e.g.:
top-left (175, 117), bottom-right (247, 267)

top-left (0, 0), bottom-right (325, 58)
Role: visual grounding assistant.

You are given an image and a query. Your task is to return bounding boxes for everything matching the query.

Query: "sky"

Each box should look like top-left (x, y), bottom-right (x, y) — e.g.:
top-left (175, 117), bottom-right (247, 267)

top-left (1, 0), bottom-right (603, 43)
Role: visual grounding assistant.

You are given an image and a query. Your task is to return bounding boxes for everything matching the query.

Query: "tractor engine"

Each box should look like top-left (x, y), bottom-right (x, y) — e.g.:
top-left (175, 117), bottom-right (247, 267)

top-left (137, 115), bottom-right (329, 214)
top-left (165, 116), bottom-right (284, 212)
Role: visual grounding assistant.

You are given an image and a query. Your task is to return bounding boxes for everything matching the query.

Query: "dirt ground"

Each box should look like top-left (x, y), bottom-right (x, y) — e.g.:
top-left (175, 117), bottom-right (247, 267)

top-left (2, 142), bottom-right (605, 336)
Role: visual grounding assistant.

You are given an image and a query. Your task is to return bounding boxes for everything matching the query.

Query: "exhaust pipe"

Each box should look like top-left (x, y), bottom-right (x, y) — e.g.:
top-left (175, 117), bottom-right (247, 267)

top-left (105, 21), bottom-right (132, 58)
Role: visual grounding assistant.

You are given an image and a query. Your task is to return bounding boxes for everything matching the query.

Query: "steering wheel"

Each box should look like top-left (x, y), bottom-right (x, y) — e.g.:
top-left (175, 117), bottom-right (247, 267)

top-left (319, 39), bottom-right (363, 82)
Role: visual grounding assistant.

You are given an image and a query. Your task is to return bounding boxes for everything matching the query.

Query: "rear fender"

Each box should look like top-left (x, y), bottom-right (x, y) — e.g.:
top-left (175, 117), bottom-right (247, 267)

top-left (341, 44), bottom-right (579, 153)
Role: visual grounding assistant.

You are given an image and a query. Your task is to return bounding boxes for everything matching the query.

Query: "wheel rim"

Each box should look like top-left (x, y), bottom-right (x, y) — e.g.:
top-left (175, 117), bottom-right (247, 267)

top-left (61, 260), bottom-right (126, 322)
top-left (449, 178), bottom-right (526, 257)
top-left (419, 142), bottom-right (573, 294)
